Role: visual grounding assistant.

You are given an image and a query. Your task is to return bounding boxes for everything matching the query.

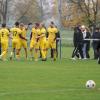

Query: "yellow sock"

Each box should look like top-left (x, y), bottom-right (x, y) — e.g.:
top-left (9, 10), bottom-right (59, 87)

top-left (34, 50), bottom-right (38, 60)
top-left (54, 50), bottom-right (57, 60)
top-left (16, 55), bottom-right (20, 60)
top-left (1, 51), bottom-right (7, 59)
top-left (41, 50), bottom-right (46, 59)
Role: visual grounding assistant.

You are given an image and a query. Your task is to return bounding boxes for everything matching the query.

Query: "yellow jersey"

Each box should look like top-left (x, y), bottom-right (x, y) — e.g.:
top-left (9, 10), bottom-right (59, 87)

top-left (39, 28), bottom-right (46, 41)
top-left (0, 28), bottom-right (9, 41)
top-left (47, 27), bottom-right (58, 41)
top-left (10, 27), bottom-right (22, 40)
top-left (36, 28), bottom-right (41, 42)
top-left (21, 27), bottom-right (27, 38)
top-left (31, 28), bottom-right (37, 40)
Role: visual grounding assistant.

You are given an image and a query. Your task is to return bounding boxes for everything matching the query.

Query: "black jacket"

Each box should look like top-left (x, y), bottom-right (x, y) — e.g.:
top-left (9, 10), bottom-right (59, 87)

top-left (73, 27), bottom-right (83, 46)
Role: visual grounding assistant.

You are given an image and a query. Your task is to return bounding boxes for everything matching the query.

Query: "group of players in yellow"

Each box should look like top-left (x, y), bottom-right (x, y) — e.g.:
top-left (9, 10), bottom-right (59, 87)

top-left (0, 22), bottom-right (58, 61)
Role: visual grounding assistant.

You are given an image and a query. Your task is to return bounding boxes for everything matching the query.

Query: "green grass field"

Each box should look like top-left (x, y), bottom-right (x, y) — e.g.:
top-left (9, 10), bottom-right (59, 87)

top-left (0, 47), bottom-right (100, 100)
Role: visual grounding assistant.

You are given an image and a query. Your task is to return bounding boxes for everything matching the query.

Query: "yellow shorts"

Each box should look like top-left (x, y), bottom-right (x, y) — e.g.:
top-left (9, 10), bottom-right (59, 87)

top-left (30, 40), bottom-right (39, 49)
top-left (12, 39), bottom-right (21, 50)
top-left (1, 40), bottom-right (8, 51)
top-left (39, 40), bottom-right (47, 49)
top-left (20, 40), bottom-right (27, 48)
top-left (47, 40), bottom-right (56, 49)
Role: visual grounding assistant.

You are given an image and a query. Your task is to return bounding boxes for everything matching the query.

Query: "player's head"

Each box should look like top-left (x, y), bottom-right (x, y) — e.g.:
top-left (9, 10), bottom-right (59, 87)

top-left (50, 21), bottom-right (55, 28)
top-left (35, 23), bottom-right (40, 29)
top-left (20, 23), bottom-right (24, 29)
top-left (51, 21), bottom-right (55, 25)
top-left (15, 22), bottom-right (19, 27)
top-left (2, 23), bottom-right (6, 28)
top-left (95, 27), bottom-right (99, 32)
top-left (39, 23), bottom-right (44, 29)
top-left (81, 25), bottom-right (86, 32)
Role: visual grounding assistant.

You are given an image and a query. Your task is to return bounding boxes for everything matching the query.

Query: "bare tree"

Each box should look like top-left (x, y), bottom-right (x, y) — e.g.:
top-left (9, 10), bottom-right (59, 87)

top-left (70, 0), bottom-right (99, 29)
top-left (0, 0), bottom-right (8, 23)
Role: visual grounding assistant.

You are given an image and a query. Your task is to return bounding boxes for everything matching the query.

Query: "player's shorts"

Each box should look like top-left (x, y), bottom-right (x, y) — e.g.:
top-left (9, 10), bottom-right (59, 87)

top-left (20, 40), bottom-right (27, 48)
top-left (30, 40), bottom-right (39, 49)
top-left (47, 40), bottom-right (56, 49)
top-left (39, 40), bottom-right (47, 50)
top-left (12, 39), bottom-right (21, 50)
top-left (1, 40), bottom-right (8, 51)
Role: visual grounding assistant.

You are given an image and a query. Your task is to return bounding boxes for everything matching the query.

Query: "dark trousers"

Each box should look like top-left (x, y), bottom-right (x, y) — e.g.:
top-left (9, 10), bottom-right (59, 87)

top-left (72, 43), bottom-right (83, 59)
top-left (93, 43), bottom-right (98, 59)
top-left (86, 43), bottom-right (90, 58)
top-left (0, 43), bottom-right (1, 55)
top-left (72, 46), bottom-right (79, 58)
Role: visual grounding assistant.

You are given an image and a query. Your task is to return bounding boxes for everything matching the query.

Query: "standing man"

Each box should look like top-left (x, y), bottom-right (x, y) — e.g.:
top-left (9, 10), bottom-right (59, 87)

top-left (47, 23), bottom-right (58, 61)
top-left (82, 26), bottom-right (91, 59)
top-left (10, 22), bottom-right (27, 60)
top-left (50, 22), bottom-right (60, 58)
top-left (38, 23), bottom-right (47, 61)
top-left (71, 25), bottom-right (84, 60)
top-left (30, 23), bottom-right (40, 61)
top-left (71, 26), bottom-right (80, 59)
top-left (97, 40), bottom-right (100, 64)
top-left (92, 27), bottom-right (100, 59)
top-left (0, 23), bottom-right (10, 61)
top-left (19, 23), bottom-right (28, 59)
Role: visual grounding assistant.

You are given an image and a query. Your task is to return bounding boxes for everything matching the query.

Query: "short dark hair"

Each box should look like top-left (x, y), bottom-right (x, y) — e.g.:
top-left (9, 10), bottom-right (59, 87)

top-left (2, 23), bottom-right (6, 27)
top-left (95, 27), bottom-right (100, 31)
top-left (15, 22), bottom-right (19, 26)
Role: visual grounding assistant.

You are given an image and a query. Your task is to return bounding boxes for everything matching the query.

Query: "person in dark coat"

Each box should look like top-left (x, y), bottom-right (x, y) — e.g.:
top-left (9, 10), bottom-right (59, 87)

top-left (71, 25), bottom-right (84, 59)
top-left (97, 41), bottom-right (100, 64)
top-left (92, 28), bottom-right (100, 59)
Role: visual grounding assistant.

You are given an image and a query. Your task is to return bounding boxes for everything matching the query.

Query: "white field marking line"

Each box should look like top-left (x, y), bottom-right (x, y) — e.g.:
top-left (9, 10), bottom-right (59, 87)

top-left (0, 88), bottom-right (99, 96)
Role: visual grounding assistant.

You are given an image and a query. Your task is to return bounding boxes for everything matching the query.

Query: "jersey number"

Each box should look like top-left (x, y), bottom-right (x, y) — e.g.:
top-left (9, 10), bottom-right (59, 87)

top-left (13, 31), bottom-right (17, 36)
top-left (2, 32), bottom-right (4, 37)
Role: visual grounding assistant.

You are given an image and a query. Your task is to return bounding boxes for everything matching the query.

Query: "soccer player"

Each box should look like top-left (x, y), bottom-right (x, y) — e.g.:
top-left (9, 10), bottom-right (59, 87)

top-left (30, 23), bottom-right (40, 61)
top-left (19, 23), bottom-right (28, 59)
top-left (47, 23), bottom-right (58, 61)
top-left (38, 23), bottom-right (47, 61)
top-left (0, 23), bottom-right (10, 61)
top-left (10, 22), bottom-right (27, 60)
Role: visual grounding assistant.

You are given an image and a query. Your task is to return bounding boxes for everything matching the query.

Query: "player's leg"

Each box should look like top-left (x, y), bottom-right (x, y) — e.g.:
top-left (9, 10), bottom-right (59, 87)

top-left (40, 41), bottom-right (47, 61)
top-left (0, 41), bottom-right (8, 61)
top-left (10, 40), bottom-right (16, 60)
top-left (30, 41), bottom-right (34, 60)
top-left (52, 41), bottom-right (57, 61)
top-left (34, 42), bottom-right (39, 61)
top-left (22, 41), bottom-right (28, 59)
top-left (16, 41), bottom-right (21, 60)
top-left (0, 42), bottom-right (1, 55)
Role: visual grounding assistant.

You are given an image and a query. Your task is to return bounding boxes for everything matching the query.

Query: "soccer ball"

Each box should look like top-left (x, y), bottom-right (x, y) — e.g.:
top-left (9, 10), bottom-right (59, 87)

top-left (86, 80), bottom-right (96, 89)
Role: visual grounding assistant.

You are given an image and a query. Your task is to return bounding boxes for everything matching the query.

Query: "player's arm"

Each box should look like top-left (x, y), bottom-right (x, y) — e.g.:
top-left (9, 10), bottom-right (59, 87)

top-left (19, 34), bottom-right (27, 41)
top-left (9, 29), bottom-right (13, 39)
top-left (37, 33), bottom-right (45, 38)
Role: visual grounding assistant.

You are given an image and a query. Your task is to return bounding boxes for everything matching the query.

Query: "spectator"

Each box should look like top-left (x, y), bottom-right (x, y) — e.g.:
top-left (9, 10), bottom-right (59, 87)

top-left (92, 27), bottom-right (100, 59)
top-left (82, 26), bottom-right (91, 59)
top-left (71, 26), bottom-right (80, 59)
top-left (97, 40), bottom-right (100, 64)
top-left (71, 25), bottom-right (84, 60)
